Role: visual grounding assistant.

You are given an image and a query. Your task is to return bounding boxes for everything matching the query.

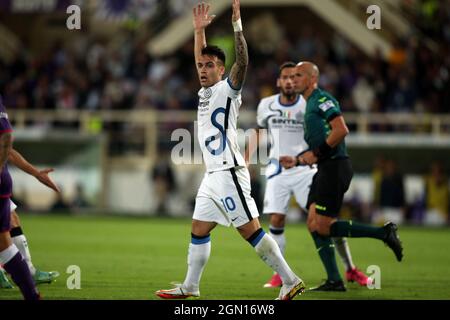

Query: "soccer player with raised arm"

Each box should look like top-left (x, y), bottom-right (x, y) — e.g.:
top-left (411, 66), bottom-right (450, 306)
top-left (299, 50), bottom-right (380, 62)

top-left (245, 62), bottom-right (370, 291)
top-left (0, 95), bottom-right (40, 300)
top-left (155, 1), bottom-right (305, 300)
top-left (279, 62), bottom-right (403, 290)
top-left (0, 149), bottom-right (60, 289)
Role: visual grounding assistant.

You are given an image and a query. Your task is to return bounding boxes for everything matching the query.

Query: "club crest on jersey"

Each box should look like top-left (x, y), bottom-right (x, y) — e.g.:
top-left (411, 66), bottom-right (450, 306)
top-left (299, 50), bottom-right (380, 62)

top-left (201, 88), bottom-right (212, 100)
top-left (318, 100), bottom-right (335, 112)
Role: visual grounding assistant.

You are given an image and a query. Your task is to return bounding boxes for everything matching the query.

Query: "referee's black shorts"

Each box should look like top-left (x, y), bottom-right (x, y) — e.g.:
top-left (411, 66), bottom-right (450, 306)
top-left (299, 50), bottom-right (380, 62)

top-left (306, 157), bottom-right (353, 218)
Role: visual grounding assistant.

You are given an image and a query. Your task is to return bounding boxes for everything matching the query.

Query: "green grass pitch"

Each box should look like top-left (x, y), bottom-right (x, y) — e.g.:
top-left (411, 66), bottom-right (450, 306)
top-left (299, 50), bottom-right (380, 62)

top-left (1, 214), bottom-right (449, 300)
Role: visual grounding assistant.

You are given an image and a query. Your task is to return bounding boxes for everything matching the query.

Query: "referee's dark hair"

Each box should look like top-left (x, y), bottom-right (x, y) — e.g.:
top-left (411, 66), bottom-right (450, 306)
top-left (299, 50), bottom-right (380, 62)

top-left (278, 61), bottom-right (297, 77)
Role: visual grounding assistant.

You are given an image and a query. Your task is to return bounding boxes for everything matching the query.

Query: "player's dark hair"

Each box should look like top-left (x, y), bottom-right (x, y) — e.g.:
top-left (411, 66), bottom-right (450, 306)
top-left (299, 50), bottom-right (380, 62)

top-left (278, 61), bottom-right (296, 77)
top-left (201, 45), bottom-right (226, 66)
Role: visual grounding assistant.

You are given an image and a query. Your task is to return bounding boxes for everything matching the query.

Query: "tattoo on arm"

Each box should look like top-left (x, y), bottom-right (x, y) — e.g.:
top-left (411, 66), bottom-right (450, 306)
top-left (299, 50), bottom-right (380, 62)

top-left (229, 31), bottom-right (248, 89)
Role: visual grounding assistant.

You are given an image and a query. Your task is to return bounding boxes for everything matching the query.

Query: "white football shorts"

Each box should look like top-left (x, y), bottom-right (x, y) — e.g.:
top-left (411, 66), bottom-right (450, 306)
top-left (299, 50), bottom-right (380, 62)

top-left (193, 167), bottom-right (259, 228)
top-left (263, 166), bottom-right (317, 214)
top-left (10, 200), bottom-right (17, 212)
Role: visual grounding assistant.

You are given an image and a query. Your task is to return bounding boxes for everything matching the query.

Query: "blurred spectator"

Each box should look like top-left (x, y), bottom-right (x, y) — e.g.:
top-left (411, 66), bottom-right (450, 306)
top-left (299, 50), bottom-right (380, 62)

top-left (373, 159), bottom-right (406, 225)
top-left (352, 77), bottom-right (375, 113)
top-left (151, 153), bottom-right (176, 216)
top-left (72, 183), bottom-right (90, 211)
top-left (247, 13), bottom-right (284, 57)
top-left (371, 155), bottom-right (385, 209)
top-left (388, 38), bottom-right (408, 68)
top-left (0, 5), bottom-right (447, 118)
top-left (0, 2), bottom-right (448, 154)
top-left (341, 192), bottom-right (367, 222)
top-left (50, 186), bottom-right (71, 214)
top-left (423, 161), bottom-right (449, 226)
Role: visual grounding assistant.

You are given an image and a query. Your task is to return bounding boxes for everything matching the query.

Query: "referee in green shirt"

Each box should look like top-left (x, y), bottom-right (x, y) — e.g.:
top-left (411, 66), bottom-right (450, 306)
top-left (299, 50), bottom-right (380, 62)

top-left (280, 62), bottom-right (403, 285)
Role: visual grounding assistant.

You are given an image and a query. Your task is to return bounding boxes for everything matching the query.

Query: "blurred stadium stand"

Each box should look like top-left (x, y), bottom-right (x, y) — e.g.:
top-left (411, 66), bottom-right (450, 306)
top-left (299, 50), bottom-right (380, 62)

top-left (0, 0), bottom-right (449, 225)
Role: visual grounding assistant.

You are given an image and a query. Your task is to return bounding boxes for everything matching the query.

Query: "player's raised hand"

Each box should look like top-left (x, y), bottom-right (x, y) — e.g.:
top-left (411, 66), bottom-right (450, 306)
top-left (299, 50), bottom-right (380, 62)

top-left (35, 168), bottom-right (60, 193)
top-left (279, 156), bottom-right (296, 169)
top-left (232, 0), bottom-right (241, 22)
top-left (193, 2), bottom-right (215, 31)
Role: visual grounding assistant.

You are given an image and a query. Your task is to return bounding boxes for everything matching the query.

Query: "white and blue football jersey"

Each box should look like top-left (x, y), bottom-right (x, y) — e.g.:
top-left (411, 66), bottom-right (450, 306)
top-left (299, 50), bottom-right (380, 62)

top-left (197, 78), bottom-right (246, 172)
top-left (256, 93), bottom-right (309, 178)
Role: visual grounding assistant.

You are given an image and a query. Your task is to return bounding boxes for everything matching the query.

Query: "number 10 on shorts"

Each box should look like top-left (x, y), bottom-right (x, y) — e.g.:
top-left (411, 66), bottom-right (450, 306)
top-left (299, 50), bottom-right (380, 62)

top-left (221, 197), bottom-right (236, 213)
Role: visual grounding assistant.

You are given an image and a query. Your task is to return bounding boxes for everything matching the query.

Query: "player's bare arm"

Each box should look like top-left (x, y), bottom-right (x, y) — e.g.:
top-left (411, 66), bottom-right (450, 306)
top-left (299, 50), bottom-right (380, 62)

top-left (8, 148), bottom-right (60, 193)
top-left (193, 2), bottom-right (215, 62)
top-left (229, 0), bottom-right (248, 89)
top-left (0, 133), bottom-right (12, 173)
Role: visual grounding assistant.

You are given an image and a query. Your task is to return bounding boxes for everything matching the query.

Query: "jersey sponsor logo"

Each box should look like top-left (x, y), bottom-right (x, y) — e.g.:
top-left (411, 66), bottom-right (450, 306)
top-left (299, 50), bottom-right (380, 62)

top-left (270, 118), bottom-right (302, 125)
top-left (198, 100), bottom-right (209, 110)
top-left (0, 112), bottom-right (8, 119)
top-left (318, 100), bottom-right (335, 112)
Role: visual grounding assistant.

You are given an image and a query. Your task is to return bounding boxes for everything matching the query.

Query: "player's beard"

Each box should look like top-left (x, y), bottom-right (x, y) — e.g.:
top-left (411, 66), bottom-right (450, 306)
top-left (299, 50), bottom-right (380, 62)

top-left (281, 88), bottom-right (297, 101)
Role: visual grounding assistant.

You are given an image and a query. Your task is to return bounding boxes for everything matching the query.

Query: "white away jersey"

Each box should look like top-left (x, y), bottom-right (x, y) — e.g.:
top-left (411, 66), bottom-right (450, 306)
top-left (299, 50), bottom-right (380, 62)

top-left (197, 78), bottom-right (246, 172)
top-left (257, 94), bottom-right (309, 178)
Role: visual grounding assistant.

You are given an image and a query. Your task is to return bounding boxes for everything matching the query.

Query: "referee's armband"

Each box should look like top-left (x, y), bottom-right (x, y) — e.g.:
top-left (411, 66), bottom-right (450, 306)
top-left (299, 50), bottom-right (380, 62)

top-left (312, 141), bottom-right (332, 160)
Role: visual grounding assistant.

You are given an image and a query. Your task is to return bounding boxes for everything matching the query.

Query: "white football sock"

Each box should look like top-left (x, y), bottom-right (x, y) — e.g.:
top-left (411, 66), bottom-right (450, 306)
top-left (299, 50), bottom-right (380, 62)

top-left (254, 233), bottom-right (297, 285)
top-left (182, 241), bottom-right (211, 293)
top-left (12, 235), bottom-right (36, 275)
top-left (0, 245), bottom-right (19, 265)
top-left (269, 226), bottom-right (286, 256)
top-left (333, 237), bottom-right (355, 271)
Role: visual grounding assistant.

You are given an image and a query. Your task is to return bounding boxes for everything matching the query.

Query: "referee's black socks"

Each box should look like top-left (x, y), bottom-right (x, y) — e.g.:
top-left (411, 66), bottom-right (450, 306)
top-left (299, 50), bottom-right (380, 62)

top-left (329, 220), bottom-right (385, 240)
top-left (310, 232), bottom-right (342, 282)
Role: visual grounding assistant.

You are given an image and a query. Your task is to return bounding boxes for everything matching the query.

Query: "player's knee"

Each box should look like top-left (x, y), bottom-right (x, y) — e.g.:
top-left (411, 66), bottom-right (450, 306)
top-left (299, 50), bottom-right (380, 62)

top-left (269, 214), bottom-right (285, 228)
top-left (191, 220), bottom-right (215, 237)
top-left (306, 205), bottom-right (317, 232)
top-left (316, 220), bottom-right (331, 236)
top-left (306, 216), bottom-right (315, 232)
top-left (238, 219), bottom-right (261, 240)
top-left (0, 232), bottom-right (12, 251)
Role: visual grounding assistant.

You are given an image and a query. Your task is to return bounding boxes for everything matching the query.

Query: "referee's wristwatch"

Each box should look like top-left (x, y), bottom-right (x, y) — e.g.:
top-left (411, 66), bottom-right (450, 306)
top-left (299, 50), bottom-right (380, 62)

top-left (313, 141), bottom-right (332, 160)
top-left (295, 151), bottom-right (308, 166)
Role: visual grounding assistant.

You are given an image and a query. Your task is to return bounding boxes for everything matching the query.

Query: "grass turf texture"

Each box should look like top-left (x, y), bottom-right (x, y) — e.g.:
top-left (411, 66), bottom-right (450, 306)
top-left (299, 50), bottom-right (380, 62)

top-left (1, 214), bottom-right (449, 300)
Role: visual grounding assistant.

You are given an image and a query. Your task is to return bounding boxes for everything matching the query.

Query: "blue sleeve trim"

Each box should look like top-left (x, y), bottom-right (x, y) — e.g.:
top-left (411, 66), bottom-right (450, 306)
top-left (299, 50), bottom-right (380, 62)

top-left (226, 77), bottom-right (242, 91)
